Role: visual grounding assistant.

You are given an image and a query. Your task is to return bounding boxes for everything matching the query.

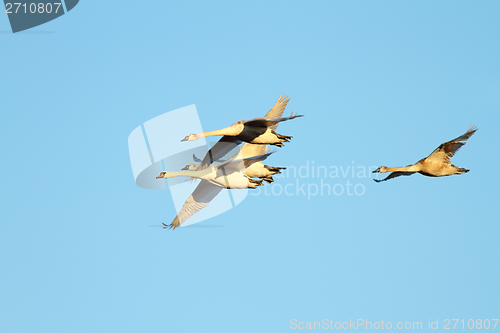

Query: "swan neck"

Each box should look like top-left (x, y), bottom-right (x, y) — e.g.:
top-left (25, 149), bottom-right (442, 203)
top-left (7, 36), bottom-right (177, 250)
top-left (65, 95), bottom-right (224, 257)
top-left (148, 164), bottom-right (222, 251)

top-left (386, 165), bottom-right (420, 172)
top-left (199, 129), bottom-right (228, 138)
top-left (164, 168), bottom-right (213, 179)
top-left (164, 171), bottom-right (198, 178)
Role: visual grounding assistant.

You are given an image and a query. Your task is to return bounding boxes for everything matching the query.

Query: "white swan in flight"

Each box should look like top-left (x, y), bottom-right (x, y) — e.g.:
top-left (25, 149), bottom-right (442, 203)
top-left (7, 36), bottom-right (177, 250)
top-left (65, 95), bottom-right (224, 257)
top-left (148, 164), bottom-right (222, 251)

top-left (190, 94), bottom-right (295, 171)
top-left (181, 112), bottom-right (302, 144)
top-left (157, 152), bottom-right (275, 229)
top-left (190, 143), bottom-right (285, 183)
top-left (157, 151), bottom-right (274, 189)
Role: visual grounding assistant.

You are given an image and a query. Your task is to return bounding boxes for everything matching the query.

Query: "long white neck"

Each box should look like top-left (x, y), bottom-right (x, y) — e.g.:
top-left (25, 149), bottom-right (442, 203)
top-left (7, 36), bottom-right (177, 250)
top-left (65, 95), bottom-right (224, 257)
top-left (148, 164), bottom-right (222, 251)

top-left (164, 168), bottom-right (213, 179)
top-left (385, 164), bottom-right (421, 172)
top-left (196, 125), bottom-right (240, 138)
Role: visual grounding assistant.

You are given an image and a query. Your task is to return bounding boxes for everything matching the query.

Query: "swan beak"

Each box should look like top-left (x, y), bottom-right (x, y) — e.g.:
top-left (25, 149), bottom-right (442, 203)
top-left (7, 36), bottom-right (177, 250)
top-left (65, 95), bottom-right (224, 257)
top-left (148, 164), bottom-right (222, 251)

top-left (156, 172), bottom-right (166, 179)
top-left (181, 137), bottom-right (189, 142)
top-left (181, 166), bottom-right (189, 170)
top-left (372, 167), bottom-right (381, 173)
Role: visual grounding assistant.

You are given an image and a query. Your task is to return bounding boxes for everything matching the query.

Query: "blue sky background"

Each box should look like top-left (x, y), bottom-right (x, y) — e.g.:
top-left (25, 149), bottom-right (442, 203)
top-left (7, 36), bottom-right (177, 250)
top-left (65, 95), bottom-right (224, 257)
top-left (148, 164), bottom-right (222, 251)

top-left (1, 1), bottom-right (499, 332)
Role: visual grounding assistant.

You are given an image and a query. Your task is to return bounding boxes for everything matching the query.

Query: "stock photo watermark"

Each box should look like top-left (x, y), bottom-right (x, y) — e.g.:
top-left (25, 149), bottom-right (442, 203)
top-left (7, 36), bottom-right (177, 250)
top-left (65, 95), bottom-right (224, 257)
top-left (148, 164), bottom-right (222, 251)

top-left (251, 161), bottom-right (378, 200)
top-left (129, 105), bottom-right (250, 227)
top-left (290, 318), bottom-right (499, 330)
top-left (3, 0), bottom-right (79, 33)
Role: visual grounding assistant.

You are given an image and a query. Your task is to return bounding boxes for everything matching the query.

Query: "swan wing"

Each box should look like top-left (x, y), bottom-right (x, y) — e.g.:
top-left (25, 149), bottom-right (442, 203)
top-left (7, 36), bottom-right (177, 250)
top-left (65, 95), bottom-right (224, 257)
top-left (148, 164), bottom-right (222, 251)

top-left (169, 180), bottom-right (223, 229)
top-left (196, 136), bottom-right (243, 170)
top-left (448, 125), bottom-right (478, 143)
top-left (265, 94), bottom-right (290, 129)
top-left (216, 150), bottom-right (276, 173)
top-left (192, 153), bottom-right (226, 163)
top-left (192, 143), bottom-right (267, 168)
top-left (426, 126), bottom-right (477, 162)
top-left (241, 151), bottom-right (275, 168)
top-left (239, 143), bottom-right (268, 158)
top-left (192, 154), bottom-right (202, 163)
top-left (265, 94), bottom-right (290, 118)
top-left (374, 171), bottom-right (417, 182)
top-left (242, 112), bottom-right (304, 128)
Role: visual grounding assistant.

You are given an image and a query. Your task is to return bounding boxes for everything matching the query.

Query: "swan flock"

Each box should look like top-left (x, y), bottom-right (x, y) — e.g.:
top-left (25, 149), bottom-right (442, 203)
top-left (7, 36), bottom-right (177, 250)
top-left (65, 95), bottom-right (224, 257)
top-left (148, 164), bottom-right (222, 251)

top-left (157, 95), bottom-right (303, 229)
top-left (155, 95), bottom-right (476, 229)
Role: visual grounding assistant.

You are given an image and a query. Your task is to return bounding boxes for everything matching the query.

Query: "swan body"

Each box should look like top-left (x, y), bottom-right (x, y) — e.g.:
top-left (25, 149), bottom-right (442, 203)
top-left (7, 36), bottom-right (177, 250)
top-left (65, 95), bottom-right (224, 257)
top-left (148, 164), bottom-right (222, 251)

top-left (159, 95), bottom-right (293, 230)
top-left (157, 152), bottom-right (274, 189)
top-left (193, 94), bottom-right (295, 170)
top-left (192, 143), bottom-right (285, 183)
top-left (181, 121), bottom-right (296, 145)
top-left (373, 126), bottom-right (477, 182)
top-left (182, 113), bottom-right (302, 145)
top-left (158, 152), bottom-right (275, 230)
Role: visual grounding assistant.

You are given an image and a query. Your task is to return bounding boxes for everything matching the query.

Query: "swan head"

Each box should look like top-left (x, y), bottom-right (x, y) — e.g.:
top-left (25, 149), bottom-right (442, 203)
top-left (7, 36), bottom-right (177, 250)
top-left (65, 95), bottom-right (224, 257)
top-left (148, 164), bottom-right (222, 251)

top-left (372, 166), bottom-right (387, 173)
top-left (156, 171), bottom-right (167, 179)
top-left (181, 164), bottom-right (198, 171)
top-left (181, 134), bottom-right (198, 142)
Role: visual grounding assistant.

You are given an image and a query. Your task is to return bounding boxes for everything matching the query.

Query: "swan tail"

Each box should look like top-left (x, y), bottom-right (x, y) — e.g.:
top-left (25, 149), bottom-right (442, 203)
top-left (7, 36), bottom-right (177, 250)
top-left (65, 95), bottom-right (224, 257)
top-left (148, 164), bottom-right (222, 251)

top-left (454, 166), bottom-right (470, 174)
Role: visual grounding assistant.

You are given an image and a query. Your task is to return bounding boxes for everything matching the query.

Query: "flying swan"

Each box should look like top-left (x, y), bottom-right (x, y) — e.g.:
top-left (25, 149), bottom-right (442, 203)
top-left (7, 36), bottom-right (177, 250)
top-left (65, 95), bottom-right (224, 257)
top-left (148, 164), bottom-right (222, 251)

top-left (156, 151), bottom-right (275, 189)
top-left (190, 143), bottom-right (285, 183)
top-left (182, 95), bottom-right (302, 170)
top-left (157, 151), bottom-right (275, 229)
top-left (373, 126), bottom-right (477, 182)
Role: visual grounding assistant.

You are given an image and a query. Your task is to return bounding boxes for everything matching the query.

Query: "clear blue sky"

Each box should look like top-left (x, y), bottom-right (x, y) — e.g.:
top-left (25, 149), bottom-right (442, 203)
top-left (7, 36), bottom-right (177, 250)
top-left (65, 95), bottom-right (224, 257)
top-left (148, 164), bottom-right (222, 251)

top-left (1, 1), bottom-right (499, 332)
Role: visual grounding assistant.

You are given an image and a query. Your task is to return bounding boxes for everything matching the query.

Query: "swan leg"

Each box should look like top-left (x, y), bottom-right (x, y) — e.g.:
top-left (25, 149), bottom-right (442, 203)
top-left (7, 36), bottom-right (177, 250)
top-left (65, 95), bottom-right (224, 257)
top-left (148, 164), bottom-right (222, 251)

top-left (260, 176), bottom-right (274, 184)
top-left (265, 166), bottom-right (286, 174)
top-left (274, 132), bottom-right (292, 142)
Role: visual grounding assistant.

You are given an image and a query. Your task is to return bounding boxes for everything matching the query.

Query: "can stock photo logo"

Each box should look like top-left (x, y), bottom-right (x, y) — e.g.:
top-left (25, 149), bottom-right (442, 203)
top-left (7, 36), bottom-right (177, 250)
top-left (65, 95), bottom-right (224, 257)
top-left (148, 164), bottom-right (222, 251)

top-left (3, 0), bottom-right (78, 33)
top-left (128, 105), bottom-right (249, 228)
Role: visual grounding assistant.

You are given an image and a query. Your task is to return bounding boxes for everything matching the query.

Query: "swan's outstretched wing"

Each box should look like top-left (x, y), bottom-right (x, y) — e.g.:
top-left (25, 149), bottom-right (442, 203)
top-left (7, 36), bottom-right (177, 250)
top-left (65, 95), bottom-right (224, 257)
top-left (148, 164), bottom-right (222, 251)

top-left (373, 171), bottom-right (417, 182)
top-left (241, 151), bottom-right (275, 168)
top-left (265, 94), bottom-right (290, 118)
top-left (265, 94), bottom-right (290, 129)
top-left (193, 143), bottom-right (270, 164)
top-left (196, 136), bottom-right (243, 170)
top-left (448, 125), bottom-right (478, 143)
top-left (193, 153), bottom-right (226, 163)
top-left (192, 154), bottom-right (202, 163)
top-left (236, 95), bottom-right (290, 159)
top-left (242, 112), bottom-right (304, 128)
top-left (426, 126), bottom-right (477, 163)
top-left (216, 150), bottom-right (275, 171)
top-left (239, 143), bottom-right (268, 158)
top-left (169, 180), bottom-right (223, 230)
